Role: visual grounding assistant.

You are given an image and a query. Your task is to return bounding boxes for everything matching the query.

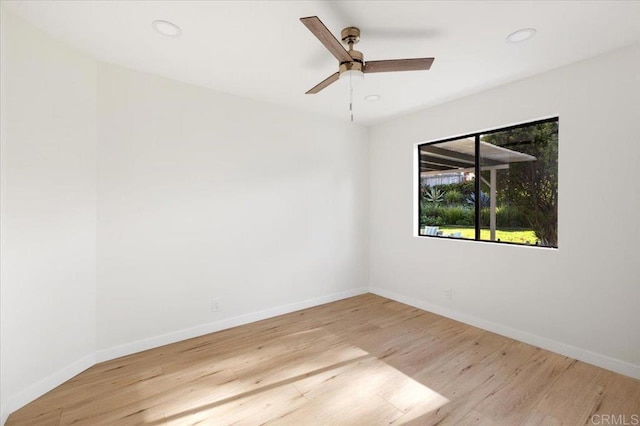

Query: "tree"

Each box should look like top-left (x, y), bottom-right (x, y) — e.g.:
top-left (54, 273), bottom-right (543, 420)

top-left (482, 121), bottom-right (558, 246)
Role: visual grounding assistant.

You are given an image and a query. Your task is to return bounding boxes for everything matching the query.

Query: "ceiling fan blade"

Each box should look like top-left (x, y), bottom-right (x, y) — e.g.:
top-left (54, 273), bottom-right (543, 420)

top-left (300, 16), bottom-right (353, 63)
top-left (364, 58), bottom-right (434, 73)
top-left (306, 72), bottom-right (340, 94)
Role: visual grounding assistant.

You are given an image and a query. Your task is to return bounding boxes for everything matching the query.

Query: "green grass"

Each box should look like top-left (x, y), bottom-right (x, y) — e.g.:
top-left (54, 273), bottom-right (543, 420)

top-left (439, 227), bottom-right (538, 244)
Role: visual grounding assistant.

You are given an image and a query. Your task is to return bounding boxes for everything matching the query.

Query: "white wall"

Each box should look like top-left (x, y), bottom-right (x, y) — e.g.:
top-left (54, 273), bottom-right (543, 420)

top-left (95, 63), bottom-right (369, 355)
top-left (0, 11), bottom-right (97, 422)
top-left (1, 10), bottom-right (369, 421)
top-left (369, 44), bottom-right (640, 378)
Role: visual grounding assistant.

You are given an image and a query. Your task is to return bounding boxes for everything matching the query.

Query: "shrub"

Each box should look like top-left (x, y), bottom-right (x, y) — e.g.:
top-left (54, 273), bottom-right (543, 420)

top-left (496, 205), bottom-right (527, 228)
top-left (442, 205), bottom-right (473, 226)
top-left (460, 207), bottom-right (475, 226)
top-left (434, 181), bottom-right (475, 198)
top-left (421, 184), bottom-right (532, 230)
top-left (479, 208), bottom-right (490, 227)
top-left (421, 216), bottom-right (444, 226)
top-left (420, 203), bottom-right (444, 226)
top-left (467, 191), bottom-right (490, 208)
top-left (424, 187), bottom-right (445, 203)
top-left (478, 205), bottom-right (528, 228)
top-left (420, 203), bottom-right (474, 227)
top-left (421, 202), bottom-right (445, 218)
top-left (444, 189), bottom-right (463, 204)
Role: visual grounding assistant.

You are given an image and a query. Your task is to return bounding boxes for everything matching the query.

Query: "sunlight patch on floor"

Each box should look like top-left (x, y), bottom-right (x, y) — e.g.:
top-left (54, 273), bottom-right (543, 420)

top-left (144, 341), bottom-right (450, 425)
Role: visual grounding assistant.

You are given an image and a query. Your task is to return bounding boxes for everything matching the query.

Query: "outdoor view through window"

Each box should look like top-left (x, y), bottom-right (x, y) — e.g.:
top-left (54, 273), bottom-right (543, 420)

top-left (418, 118), bottom-right (558, 248)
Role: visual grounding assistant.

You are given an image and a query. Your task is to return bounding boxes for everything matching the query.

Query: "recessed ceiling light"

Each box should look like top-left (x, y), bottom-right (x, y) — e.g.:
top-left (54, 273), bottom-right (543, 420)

top-left (506, 28), bottom-right (536, 43)
top-left (365, 94), bottom-right (381, 101)
top-left (152, 20), bottom-right (182, 37)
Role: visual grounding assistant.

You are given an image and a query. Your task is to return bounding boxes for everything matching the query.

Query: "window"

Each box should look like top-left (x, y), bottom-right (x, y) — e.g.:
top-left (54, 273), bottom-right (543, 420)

top-left (418, 118), bottom-right (558, 248)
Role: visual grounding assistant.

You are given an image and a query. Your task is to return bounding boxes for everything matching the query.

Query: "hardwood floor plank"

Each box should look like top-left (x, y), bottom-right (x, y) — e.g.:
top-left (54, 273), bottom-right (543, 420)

top-left (472, 350), bottom-right (574, 424)
top-left (587, 371), bottom-right (640, 423)
top-left (456, 409), bottom-right (501, 426)
top-left (163, 383), bottom-right (306, 425)
top-left (534, 360), bottom-right (607, 424)
top-left (272, 391), bottom-right (404, 425)
top-left (3, 407), bottom-right (62, 426)
top-left (6, 294), bottom-right (639, 426)
top-left (521, 408), bottom-right (563, 426)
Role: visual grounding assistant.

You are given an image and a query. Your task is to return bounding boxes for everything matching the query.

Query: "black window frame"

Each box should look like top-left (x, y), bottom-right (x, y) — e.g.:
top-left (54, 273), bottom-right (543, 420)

top-left (416, 117), bottom-right (559, 248)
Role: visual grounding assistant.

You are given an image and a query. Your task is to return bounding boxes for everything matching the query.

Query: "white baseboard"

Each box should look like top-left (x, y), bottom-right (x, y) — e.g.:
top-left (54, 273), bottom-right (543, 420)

top-left (95, 287), bottom-right (368, 362)
top-left (369, 286), bottom-right (640, 380)
top-left (1, 353), bottom-right (95, 425)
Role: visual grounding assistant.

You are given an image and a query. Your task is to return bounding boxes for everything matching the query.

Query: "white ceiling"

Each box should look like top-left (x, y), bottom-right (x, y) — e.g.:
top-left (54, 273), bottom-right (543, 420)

top-left (3, 1), bottom-right (640, 125)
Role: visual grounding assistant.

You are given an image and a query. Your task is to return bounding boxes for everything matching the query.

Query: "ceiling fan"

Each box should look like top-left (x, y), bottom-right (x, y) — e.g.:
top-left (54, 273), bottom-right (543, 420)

top-left (300, 16), bottom-right (435, 94)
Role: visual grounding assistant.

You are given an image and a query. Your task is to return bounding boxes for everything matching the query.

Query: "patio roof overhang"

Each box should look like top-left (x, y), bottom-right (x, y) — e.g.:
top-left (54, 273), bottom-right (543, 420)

top-left (420, 138), bottom-right (536, 176)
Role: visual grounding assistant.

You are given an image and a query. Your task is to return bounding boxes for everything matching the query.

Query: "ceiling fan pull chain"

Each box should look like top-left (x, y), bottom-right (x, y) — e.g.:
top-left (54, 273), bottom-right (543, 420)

top-left (350, 72), bottom-right (354, 122)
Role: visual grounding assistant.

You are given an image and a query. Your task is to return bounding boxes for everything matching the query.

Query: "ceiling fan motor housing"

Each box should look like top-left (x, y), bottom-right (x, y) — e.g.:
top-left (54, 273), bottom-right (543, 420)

top-left (340, 27), bottom-right (364, 75)
top-left (340, 49), bottom-right (363, 74)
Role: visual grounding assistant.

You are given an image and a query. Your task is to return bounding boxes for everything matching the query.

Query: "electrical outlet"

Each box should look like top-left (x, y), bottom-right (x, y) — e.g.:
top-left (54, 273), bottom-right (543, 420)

top-left (211, 299), bottom-right (220, 312)
top-left (445, 289), bottom-right (453, 300)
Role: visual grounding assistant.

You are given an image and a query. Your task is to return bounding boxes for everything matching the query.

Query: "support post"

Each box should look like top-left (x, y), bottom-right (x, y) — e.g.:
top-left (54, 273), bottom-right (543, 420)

top-left (490, 169), bottom-right (497, 241)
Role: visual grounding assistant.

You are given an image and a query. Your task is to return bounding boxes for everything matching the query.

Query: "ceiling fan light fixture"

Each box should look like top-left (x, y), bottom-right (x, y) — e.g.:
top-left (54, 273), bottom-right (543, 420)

top-left (339, 69), bottom-right (365, 86)
top-left (152, 20), bottom-right (182, 37)
top-left (506, 28), bottom-right (536, 43)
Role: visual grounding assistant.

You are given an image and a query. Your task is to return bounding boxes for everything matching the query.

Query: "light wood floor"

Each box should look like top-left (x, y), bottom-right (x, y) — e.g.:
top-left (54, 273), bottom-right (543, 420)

top-left (8, 294), bottom-right (640, 425)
